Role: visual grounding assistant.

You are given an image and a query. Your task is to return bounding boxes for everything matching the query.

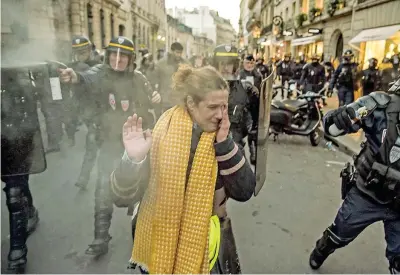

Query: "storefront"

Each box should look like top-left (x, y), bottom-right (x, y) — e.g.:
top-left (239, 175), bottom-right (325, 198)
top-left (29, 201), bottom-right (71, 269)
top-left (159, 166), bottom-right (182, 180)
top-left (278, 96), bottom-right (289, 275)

top-left (349, 24), bottom-right (400, 69)
top-left (291, 34), bottom-right (323, 59)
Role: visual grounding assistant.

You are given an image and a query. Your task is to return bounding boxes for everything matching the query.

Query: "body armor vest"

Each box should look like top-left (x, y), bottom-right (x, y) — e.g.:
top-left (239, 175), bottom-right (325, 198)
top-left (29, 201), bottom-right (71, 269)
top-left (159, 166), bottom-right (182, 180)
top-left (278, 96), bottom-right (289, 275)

top-left (228, 81), bottom-right (250, 125)
top-left (100, 71), bottom-right (152, 141)
top-left (355, 94), bottom-right (400, 203)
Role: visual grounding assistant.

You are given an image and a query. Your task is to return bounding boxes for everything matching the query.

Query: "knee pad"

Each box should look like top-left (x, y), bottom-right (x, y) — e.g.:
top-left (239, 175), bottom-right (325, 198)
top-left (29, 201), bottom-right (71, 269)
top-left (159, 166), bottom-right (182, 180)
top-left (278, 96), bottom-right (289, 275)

top-left (390, 255), bottom-right (400, 274)
top-left (4, 186), bottom-right (24, 212)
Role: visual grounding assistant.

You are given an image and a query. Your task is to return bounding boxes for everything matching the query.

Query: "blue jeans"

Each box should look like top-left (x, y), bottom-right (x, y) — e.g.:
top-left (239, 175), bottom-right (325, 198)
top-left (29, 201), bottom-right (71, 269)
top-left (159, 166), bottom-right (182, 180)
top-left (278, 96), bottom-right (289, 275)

top-left (337, 87), bottom-right (354, 107)
top-left (332, 187), bottom-right (400, 261)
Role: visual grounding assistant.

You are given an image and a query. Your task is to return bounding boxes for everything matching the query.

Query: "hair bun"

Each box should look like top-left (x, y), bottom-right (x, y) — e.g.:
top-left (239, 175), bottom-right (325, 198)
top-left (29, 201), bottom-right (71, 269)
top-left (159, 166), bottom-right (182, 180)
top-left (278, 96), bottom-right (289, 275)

top-left (171, 64), bottom-right (193, 91)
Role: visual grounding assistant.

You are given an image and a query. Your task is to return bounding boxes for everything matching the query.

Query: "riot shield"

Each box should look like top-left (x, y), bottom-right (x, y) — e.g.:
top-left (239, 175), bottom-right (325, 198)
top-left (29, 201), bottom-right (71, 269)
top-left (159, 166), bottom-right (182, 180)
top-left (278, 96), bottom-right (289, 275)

top-left (254, 69), bottom-right (275, 196)
top-left (1, 63), bottom-right (50, 176)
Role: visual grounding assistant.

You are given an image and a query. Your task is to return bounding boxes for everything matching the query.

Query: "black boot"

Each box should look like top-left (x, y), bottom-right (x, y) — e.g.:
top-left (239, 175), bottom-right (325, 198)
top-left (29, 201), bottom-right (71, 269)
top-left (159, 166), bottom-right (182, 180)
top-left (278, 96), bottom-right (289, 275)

top-left (5, 186), bottom-right (28, 274)
top-left (21, 184), bottom-right (39, 236)
top-left (390, 255), bottom-right (400, 274)
top-left (309, 228), bottom-right (339, 270)
top-left (85, 179), bottom-right (113, 257)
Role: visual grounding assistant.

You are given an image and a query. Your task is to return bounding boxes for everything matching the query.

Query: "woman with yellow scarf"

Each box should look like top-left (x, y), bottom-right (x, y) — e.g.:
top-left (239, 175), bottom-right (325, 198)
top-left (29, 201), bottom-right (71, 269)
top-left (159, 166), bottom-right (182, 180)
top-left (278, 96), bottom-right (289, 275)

top-left (110, 64), bottom-right (256, 274)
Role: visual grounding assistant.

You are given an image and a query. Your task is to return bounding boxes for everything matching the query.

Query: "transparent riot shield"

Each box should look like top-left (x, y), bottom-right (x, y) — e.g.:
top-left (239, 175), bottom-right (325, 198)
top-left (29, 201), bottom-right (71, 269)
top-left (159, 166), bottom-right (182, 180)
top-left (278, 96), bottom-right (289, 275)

top-left (1, 63), bottom-right (49, 176)
top-left (254, 69), bottom-right (275, 196)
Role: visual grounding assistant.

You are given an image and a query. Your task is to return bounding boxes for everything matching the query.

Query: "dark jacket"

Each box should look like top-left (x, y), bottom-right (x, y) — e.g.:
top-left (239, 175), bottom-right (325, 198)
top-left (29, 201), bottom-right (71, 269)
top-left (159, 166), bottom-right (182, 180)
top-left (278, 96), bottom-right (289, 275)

top-left (110, 127), bottom-right (256, 218)
top-left (329, 62), bottom-right (358, 90)
top-left (76, 64), bottom-right (155, 136)
top-left (68, 60), bottom-right (101, 121)
top-left (300, 62), bottom-right (326, 92)
top-left (238, 69), bottom-right (263, 91)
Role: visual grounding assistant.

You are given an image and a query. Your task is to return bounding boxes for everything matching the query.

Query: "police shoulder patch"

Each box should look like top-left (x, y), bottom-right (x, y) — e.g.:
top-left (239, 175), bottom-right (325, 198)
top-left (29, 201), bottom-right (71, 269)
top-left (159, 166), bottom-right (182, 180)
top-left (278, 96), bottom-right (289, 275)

top-left (118, 37), bottom-right (124, 44)
top-left (224, 45), bottom-right (232, 52)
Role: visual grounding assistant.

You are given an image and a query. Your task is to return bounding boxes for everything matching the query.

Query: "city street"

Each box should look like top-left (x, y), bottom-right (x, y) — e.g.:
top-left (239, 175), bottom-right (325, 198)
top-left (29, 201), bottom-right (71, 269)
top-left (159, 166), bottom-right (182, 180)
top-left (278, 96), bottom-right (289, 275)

top-left (1, 127), bottom-right (389, 274)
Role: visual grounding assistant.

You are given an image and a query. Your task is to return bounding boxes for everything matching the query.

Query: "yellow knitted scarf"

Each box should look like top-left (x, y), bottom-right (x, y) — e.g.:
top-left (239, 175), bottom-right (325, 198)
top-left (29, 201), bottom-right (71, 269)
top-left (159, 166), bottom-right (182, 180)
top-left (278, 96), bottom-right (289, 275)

top-left (131, 106), bottom-right (218, 274)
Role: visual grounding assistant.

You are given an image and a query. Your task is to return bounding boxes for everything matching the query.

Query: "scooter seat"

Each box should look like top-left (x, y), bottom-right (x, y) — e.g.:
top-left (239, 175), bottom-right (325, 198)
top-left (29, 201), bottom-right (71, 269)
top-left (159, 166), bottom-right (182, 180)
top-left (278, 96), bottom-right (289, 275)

top-left (272, 99), bottom-right (307, 112)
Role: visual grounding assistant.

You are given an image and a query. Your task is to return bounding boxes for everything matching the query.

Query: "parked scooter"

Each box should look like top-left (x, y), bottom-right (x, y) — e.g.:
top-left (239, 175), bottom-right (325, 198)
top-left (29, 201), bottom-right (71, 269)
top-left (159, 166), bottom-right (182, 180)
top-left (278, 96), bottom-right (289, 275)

top-left (269, 87), bottom-right (326, 146)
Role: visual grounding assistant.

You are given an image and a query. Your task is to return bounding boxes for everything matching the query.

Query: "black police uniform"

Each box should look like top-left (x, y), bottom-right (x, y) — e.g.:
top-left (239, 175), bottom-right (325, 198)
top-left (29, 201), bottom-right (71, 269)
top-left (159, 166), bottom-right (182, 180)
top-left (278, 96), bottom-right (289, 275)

top-left (68, 36), bottom-right (102, 189)
top-left (1, 66), bottom-right (44, 273)
top-left (300, 61), bottom-right (326, 93)
top-left (72, 37), bottom-right (155, 256)
top-left (293, 60), bottom-right (306, 83)
top-left (256, 59), bottom-right (270, 79)
top-left (309, 77), bottom-right (400, 273)
top-left (238, 58), bottom-right (261, 163)
top-left (329, 50), bottom-right (358, 106)
top-left (361, 59), bottom-right (381, 96)
top-left (212, 45), bottom-right (254, 159)
top-left (277, 56), bottom-right (294, 99)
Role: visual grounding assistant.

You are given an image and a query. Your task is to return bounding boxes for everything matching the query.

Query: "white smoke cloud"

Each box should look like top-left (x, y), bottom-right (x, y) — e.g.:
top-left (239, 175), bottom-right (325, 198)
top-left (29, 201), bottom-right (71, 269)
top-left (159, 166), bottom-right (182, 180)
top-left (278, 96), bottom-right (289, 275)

top-left (1, 0), bottom-right (70, 66)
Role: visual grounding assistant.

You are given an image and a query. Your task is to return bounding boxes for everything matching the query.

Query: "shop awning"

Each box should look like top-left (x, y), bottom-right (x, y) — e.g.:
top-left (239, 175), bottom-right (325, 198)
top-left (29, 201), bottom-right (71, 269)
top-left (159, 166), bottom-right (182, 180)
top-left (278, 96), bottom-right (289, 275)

top-left (349, 25), bottom-right (400, 44)
top-left (291, 35), bottom-right (322, 46)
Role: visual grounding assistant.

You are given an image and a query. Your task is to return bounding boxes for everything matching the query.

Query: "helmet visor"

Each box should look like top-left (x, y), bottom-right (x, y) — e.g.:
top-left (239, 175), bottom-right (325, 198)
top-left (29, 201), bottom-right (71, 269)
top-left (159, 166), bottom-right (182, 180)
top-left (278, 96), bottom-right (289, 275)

top-left (216, 59), bottom-right (237, 80)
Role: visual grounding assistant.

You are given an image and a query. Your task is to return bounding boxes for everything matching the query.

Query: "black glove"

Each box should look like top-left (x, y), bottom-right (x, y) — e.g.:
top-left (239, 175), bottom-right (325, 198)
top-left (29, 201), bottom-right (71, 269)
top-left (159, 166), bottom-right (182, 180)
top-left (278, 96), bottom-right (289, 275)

top-left (327, 106), bottom-right (356, 133)
top-left (327, 89), bottom-right (333, 97)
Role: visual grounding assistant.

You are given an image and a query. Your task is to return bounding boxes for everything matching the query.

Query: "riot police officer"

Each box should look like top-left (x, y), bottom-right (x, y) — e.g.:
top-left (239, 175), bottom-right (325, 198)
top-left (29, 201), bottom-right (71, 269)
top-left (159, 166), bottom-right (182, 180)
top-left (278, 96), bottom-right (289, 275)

top-left (1, 66), bottom-right (42, 273)
top-left (361, 57), bottom-right (381, 96)
top-left (239, 54), bottom-right (263, 90)
top-left (309, 76), bottom-right (400, 273)
top-left (256, 58), bottom-right (270, 79)
top-left (69, 36), bottom-right (103, 189)
top-left (58, 36), bottom-right (161, 257)
top-left (328, 49), bottom-right (358, 106)
top-left (237, 53), bottom-right (261, 163)
top-left (292, 56), bottom-right (306, 86)
top-left (213, 45), bottom-right (253, 158)
top-left (300, 54), bottom-right (326, 93)
top-left (276, 53), bottom-right (294, 99)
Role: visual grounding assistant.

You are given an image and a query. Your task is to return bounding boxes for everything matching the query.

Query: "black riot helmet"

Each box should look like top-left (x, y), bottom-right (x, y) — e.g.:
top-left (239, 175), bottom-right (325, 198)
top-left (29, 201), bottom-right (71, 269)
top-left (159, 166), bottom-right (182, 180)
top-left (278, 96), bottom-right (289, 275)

top-left (342, 49), bottom-right (354, 63)
top-left (72, 35), bottom-right (93, 62)
top-left (104, 36), bottom-right (135, 72)
top-left (388, 75), bottom-right (400, 95)
top-left (213, 44), bottom-right (239, 81)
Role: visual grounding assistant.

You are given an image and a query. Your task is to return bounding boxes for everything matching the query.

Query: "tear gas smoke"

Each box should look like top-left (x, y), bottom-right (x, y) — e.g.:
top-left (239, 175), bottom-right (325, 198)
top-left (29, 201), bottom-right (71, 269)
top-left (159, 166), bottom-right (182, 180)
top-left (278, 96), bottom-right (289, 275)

top-left (1, 0), bottom-right (71, 67)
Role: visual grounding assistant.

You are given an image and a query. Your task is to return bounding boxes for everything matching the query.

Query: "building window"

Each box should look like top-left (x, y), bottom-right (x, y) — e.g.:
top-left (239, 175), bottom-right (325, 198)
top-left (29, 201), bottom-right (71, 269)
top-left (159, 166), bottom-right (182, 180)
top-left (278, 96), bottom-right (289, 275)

top-left (292, 1), bottom-right (296, 17)
top-left (100, 9), bottom-right (106, 48)
top-left (87, 4), bottom-right (94, 42)
top-left (119, 24), bottom-right (125, 36)
top-left (301, 0), bottom-right (309, 13)
top-left (110, 14), bottom-right (115, 38)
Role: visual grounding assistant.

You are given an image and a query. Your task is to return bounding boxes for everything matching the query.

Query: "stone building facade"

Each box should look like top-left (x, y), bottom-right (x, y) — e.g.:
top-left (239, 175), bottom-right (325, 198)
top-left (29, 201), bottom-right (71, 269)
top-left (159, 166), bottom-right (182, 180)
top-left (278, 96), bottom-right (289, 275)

top-left (69, 0), bottom-right (167, 59)
top-left (1, 0), bottom-right (71, 63)
top-left (131, 0), bottom-right (167, 59)
top-left (210, 11), bottom-right (237, 46)
top-left (166, 14), bottom-right (196, 58)
top-left (70, 0), bottom-right (131, 53)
